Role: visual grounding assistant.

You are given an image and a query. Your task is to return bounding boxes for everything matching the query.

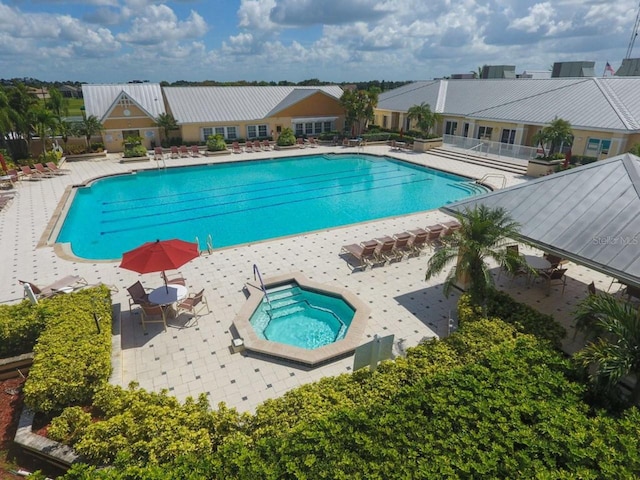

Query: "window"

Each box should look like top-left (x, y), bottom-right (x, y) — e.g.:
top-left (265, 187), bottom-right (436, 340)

top-left (477, 126), bottom-right (493, 139)
top-left (227, 126), bottom-right (237, 139)
top-left (295, 124), bottom-right (304, 136)
top-left (305, 123), bottom-right (313, 135)
top-left (586, 138), bottom-right (611, 155)
top-left (215, 127), bottom-right (225, 136)
top-left (500, 129), bottom-right (516, 144)
top-left (445, 121), bottom-right (458, 135)
top-left (202, 126), bottom-right (238, 141)
top-left (292, 120), bottom-right (335, 135)
top-left (247, 124), bottom-right (268, 139)
top-left (202, 127), bottom-right (213, 140)
top-left (324, 121), bottom-right (333, 132)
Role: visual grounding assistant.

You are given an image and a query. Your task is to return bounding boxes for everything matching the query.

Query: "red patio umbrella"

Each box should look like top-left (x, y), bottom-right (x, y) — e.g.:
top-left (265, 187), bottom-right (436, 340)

top-left (120, 239), bottom-right (199, 292)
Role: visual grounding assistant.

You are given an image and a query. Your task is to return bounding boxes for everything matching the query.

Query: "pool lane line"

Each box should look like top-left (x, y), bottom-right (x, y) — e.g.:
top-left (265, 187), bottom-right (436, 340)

top-left (101, 162), bottom-right (398, 205)
top-left (99, 176), bottom-right (434, 235)
top-left (100, 168), bottom-right (416, 214)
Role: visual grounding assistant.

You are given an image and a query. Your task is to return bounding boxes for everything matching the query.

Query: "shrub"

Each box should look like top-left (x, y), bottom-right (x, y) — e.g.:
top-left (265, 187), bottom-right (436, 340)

top-left (23, 286), bottom-right (113, 414)
top-left (0, 300), bottom-right (48, 357)
top-left (48, 406), bottom-right (92, 445)
top-left (123, 145), bottom-right (148, 158)
top-left (90, 142), bottom-right (104, 152)
top-left (276, 127), bottom-right (296, 146)
top-left (578, 155), bottom-right (598, 165)
top-left (65, 144), bottom-right (86, 155)
top-left (206, 134), bottom-right (227, 152)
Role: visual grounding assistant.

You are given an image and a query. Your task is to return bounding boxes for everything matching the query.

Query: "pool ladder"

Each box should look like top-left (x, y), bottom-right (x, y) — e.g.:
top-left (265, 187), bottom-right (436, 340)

top-left (253, 264), bottom-right (272, 311)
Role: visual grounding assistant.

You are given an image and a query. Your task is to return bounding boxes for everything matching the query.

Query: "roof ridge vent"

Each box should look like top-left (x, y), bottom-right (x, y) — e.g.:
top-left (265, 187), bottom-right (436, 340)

top-left (595, 78), bottom-right (640, 130)
top-left (435, 80), bottom-right (447, 112)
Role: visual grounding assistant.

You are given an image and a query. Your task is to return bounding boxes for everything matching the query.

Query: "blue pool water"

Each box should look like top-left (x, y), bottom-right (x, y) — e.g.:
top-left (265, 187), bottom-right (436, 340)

top-left (250, 283), bottom-right (355, 350)
top-left (57, 153), bottom-right (488, 259)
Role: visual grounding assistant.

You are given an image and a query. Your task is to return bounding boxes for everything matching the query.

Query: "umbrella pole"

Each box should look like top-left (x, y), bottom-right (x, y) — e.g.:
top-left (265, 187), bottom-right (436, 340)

top-left (163, 271), bottom-right (169, 293)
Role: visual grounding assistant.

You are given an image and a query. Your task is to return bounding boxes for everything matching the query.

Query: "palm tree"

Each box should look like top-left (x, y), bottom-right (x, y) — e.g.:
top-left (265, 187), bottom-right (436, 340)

top-left (155, 113), bottom-right (178, 146)
top-left (424, 205), bottom-right (522, 307)
top-left (574, 293), bottom-right (640, 403)
top-left (339, 89), bottom-right (378, 136)
top-left (407, 102), bottom-right (442, 137)
top-left (533, 117), bottom-right (573, 157)
top-left (56, 119), bottom-right (73, 152)
top-left (75, 115), bottom-right (103, 151)
top-left (46, 87), bottom-right (69, 119)
top-left (31, 106), bottom-right (57, 157)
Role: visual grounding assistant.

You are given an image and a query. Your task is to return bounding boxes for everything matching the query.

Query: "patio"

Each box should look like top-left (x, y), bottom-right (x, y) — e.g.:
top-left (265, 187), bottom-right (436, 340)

top-left (0, 144), bottom-right (614, 413)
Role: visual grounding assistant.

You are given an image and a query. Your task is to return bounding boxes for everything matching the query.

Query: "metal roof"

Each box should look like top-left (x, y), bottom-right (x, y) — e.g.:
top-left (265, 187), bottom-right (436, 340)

top-left (378, 77), bottom-right (640, 132)
top-left (163, 86), bottom-right (343, 124)
top-left (441, 153), bottom-right (640, 287)
top-left (81, 83), bottom-right (165, 121)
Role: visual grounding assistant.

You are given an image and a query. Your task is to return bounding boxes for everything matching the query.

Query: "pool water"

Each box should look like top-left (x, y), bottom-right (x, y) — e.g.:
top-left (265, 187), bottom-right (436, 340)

top-left (57, 153), bottom-right (488, 259)
top-left (249, 283), bottom-right (355, 350)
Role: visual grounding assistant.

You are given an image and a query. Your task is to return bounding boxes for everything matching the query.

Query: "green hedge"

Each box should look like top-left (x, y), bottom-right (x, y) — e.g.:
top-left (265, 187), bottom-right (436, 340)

top-left (0, 300), bottom-right (48, 358)
top-left (23, 286), bottom-right (113, 414)
top-left (458, 289), bottom-right (566, 348)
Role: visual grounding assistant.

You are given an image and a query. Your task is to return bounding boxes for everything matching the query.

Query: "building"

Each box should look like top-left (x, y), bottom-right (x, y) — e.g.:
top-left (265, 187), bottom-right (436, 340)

top-left (82, 84), bottom-right (345, 152)
top-left (374, 77), bottom-right (640, 159)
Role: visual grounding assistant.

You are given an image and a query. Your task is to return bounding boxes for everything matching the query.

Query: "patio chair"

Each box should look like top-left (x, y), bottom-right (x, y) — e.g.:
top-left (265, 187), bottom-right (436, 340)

top-left (407, 228), bottom-right (430, 256)
top-left (190, 145), bottom-right (200, 157)
top-left (253, 140), bottom-right (262, 151)
top-left (587, 281), bottom-right (597, 296)
top-left (308, 137), bottom-right (319, 148)
top-left (175, 289), bottom-right (210, 325)
top-left (139, 301), bottom-right (167, 332)
top-left (297, 138), bottom-right (306, 148)
top-left (154, 147), bottom-right (164, 160)
top-left (340, 240), bottom-right (379, 271)
top-left (161, 270), bottom-right (187, 286)
top-left (34, 163), bottom-right (55, 177)
top-left (170, 146), bottom-right (179, 158)
top-left (127, 280), bottom-right (150, 312)
top-left (543, 253), bottom-right (564, 269)
top-left (179, 145), bottom-right (190, 158)
top-left (624, 284), bottom-right (640, 303)
top-left (46, 162), bottom-right (70, 175)
top-left (538, 268), bottom-right (568, 295)
top-left (244, 141), bottom-right (253, 153)
top-left (391, 232), bottom-right (413, 260)
top-left (232, 142), bottom-right (242, 154)
top-left (19, 275), bottom-right (88, 299)
top-left (20, 165), bottom-right (44, 180)
top-left (374, 236), bottom-right (397, 264)
top-left (262, 140), bottom-right (272, 150)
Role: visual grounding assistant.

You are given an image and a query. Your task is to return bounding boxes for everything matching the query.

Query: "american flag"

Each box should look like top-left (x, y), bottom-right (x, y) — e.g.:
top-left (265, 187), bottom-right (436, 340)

top-left (605, 62), bottom-right (615, 75)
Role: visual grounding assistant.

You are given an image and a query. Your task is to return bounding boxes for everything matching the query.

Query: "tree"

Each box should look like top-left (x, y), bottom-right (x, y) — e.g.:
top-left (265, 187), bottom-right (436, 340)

top-left (533, 117), bottom-right (573, 157)
top-left (31, 106), bottom-right (57, 156)
top-left (75, 115), bottom-right (103, 150)
top-left (425, 205), bottom-right (522, 307)
top-left (57, 119), bottom-right (73, 151)
top-left (339, 88), bottom-right (378, 136)
top-left (155, 113), bottom-right (179, 146)
top-left (407, 102), bottom-right (442, 137)
top-left (574, 293), bottom-right (640, 403)
top-left (46, 87), bottom-right (69, 118)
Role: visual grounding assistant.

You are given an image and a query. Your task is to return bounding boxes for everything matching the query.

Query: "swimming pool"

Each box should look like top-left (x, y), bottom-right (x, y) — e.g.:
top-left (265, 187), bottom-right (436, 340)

top-left (57, 153), bottom-right (488, 260)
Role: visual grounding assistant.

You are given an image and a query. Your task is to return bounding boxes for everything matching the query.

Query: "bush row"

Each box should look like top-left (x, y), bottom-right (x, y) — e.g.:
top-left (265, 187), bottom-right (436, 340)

top-left (23, 286), bottom-right (113, 414)
top-left (0, 300), bottom-right (48, 358)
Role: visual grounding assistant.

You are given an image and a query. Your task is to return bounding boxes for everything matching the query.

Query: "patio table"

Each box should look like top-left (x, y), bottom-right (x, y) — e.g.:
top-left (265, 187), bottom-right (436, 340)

top-left (523, 255), bottom-right (551, 271)
top-left (149, 285), bottom-right (188, 306)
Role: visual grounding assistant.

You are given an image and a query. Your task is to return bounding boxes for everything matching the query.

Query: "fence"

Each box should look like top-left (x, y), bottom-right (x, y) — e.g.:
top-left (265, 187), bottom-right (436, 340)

top-left (443, 134), bottom-right (539, 161)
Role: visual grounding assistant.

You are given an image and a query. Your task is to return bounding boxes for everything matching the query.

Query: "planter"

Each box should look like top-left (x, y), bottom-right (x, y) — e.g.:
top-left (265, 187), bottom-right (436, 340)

top-left (204, 149), bottom-right (232, 157)
top-left (274, 145), bottom-right (300, 151)
top-left (120, 155), bottom-right (150, 163)
top-left (526, 159), bottom-right (564, 177)
top-left (413, 138), bottom-right (443, 152)
top-left (64, 150), bottom-right (108, 161)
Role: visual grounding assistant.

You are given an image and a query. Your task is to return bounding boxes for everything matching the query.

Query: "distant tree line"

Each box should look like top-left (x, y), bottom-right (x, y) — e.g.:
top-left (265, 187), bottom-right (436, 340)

top-left (0, 78), bottom-right (410, 92)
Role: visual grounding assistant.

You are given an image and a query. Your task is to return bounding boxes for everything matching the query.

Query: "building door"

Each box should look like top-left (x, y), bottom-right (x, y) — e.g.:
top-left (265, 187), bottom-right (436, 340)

top-left (500, 129), bottom-right (516, 144)
top-left (463, 123), bottom-right (470, 137)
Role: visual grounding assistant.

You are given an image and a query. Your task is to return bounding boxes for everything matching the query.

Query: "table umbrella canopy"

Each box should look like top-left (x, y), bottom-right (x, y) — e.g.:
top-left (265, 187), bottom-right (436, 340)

top-left (120, 239), bottom-right (199, 275)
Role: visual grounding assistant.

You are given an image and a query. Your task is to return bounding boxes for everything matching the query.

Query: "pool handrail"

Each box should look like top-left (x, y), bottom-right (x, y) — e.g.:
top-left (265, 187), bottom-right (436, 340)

top-left (252, 264), bottom-right (272, 308)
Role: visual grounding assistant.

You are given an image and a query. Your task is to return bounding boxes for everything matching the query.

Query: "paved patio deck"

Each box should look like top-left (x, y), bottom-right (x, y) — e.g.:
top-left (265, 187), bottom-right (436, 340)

top-left (0, 143), bottom-right (618, 413)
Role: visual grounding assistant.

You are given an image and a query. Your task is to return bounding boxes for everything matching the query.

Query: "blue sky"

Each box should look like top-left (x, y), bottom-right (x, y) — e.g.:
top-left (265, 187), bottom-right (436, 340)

top-left (0, 0), bottom-right (637, 83)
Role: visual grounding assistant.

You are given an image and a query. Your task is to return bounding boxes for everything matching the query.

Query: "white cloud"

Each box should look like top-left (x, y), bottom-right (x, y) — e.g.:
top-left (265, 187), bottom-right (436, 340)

top-left (116, 5), bottom-right (207, 44)
top-left (237, 0), bottom-right (278, 32)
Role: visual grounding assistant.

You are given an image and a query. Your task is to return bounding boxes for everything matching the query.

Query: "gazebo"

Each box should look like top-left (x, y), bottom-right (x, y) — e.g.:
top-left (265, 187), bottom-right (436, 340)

top-left (441, 153), bottom-right (640, 288)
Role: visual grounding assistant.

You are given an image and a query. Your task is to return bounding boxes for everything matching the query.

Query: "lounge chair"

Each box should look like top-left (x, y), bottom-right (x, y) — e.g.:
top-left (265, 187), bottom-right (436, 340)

top-left (440, 220), bottom-right (461, 237)
top-left (538, 268), bottom-right (568, 295)
top-left (391, 232), bottom-right (412, 260)
top-left (340, 240), bottom-right (378, 271)
top-left (139, 301), bottom-right (167, 332)
top-left (127, 280), bottom-right (150, 312)
top-left (175, 289), bottom-right (210, 325)
top-left (34, 163), bottom-right (55, 177)
top-left (232, 142), bottom-right (242, 154)
top-left (262, 140), bottom-right (272, 150)
top-left (375, 236), bottom-right (397, 264)
top-left (407, 228), bottom-right (429, 256)
top-left (190, 145), bottom-right (200, 157)
top-left (308, 137), bottom-right (319, 148)
top-left (20, 165), bottom-right (44, 180)
top-left (179, 145), bottom-right (190, 158)
top-left (19, 275), bottom-right (88, 299)
top-left (170, 146), bottom-right (179, 158)
top-left (244, 142), bottom-right (253, 153)
top-left (342, 138), bottom-right (350, 147)
top-left (297, 138), bottom-right (306, 148)
top-left (154, 147), bottom-right (164, 160)
top-left (425, 225), bottom-right (445, 249)
top-left (46, 162), bottom-right (70, 175)
top-left (253, 140), bottom-right (262, 151)
top-left (7, 169), bottom-right (21, 183)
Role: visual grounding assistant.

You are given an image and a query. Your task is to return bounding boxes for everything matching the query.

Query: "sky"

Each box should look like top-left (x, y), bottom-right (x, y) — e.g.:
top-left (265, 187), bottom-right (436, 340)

top-left (0, 0), bottom-right (637, 84)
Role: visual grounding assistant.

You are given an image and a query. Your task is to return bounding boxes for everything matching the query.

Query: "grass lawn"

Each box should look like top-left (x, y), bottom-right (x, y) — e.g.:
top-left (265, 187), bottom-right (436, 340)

top-left (67, 98), bottom-right (84, 117)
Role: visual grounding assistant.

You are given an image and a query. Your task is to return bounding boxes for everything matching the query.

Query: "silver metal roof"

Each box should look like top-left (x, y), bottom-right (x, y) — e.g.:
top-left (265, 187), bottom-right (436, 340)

top-left (81, 83), bottom-right (165, 121)
top-left (163, 86), bottom-right (343, 124)
top-left (441, 153), bottom-right (640, 287)
top-left (378, 77), bottom-right (640, 132)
